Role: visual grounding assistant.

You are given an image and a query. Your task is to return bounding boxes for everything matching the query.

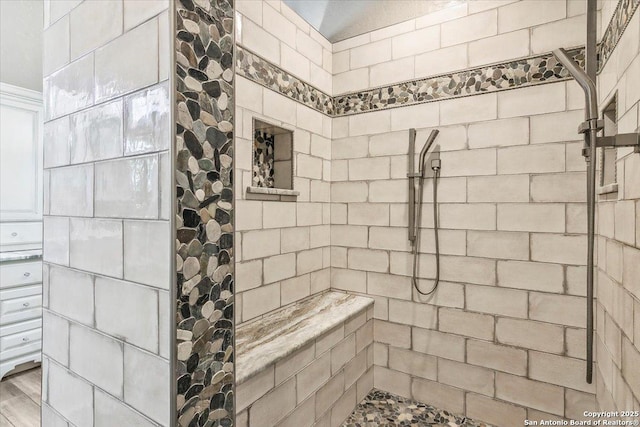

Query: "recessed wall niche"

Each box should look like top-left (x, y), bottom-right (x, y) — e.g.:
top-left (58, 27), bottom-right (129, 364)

top-left (253, 119), bottom-right (293, 189)
top-left (248, 119), bottom-right (298, 201)
top-left (599, 94), bottom-right (618, 195)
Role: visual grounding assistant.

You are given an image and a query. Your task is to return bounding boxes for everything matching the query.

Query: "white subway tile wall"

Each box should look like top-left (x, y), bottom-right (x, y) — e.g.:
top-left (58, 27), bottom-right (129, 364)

top-left (330, 0), bottom-right (589, 95)
top-left (236, 0), bottom-right (333, 94)
top-left (42, 1), bottom-right (171, 426)
top-left (323, 0), bottom-right (638, 422)
top-left (235, 55), bottom-right (333, 322)
top-left (330, 72), bottom-right (600, 421)
top-left (236, 309), bottom-right (374, 427)
top-left (594, 5), bottom-right (640, 416)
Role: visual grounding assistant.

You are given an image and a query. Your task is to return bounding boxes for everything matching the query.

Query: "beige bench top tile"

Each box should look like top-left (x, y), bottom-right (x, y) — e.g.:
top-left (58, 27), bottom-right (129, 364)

top-left (237, 291), bottom-right (373, 384)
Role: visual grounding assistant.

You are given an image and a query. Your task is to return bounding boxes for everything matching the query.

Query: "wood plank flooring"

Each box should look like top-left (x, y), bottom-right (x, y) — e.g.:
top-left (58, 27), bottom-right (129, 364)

top-left (0, 368), bottom-right (41, 427)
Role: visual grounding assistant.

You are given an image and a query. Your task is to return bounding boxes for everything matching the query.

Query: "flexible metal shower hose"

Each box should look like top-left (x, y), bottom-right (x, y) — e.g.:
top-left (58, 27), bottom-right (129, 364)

top-left (411, 168), bottom-right (440, 295)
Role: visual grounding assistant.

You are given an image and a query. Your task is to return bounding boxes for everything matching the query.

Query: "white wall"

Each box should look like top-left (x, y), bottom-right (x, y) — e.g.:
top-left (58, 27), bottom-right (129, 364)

top-left (41, 1), bottom-right (171, 426)
top-left (330, 78), bottom-right (597, 424)
top-left (236, 0), bottom-right (333, 94)
top-left (0, 0), bottom-right (43, 91)
top-left (332, 0), bottom-right (590, 94)
top-left (595, 7), bottom-right (640, 415)
top-left (235, 0), bottom-right (333, 324)
top-left (233, 1), bottom-right (639, 425)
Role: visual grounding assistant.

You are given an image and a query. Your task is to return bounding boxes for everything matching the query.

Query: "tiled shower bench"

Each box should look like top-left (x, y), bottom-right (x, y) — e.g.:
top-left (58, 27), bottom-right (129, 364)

top-left (236, 291), bottom-right (374, 427)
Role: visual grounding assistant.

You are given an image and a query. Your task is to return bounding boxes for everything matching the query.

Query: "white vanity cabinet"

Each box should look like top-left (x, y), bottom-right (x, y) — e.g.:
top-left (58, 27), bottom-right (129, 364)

top-left (0, 83), bottom-right (43, 224)
top-left (0, 223), bottom-right (43, 252)
top-left (0, 254), bottom-right (43, 379)
top-left (0, 83), bottom-right (43, 379)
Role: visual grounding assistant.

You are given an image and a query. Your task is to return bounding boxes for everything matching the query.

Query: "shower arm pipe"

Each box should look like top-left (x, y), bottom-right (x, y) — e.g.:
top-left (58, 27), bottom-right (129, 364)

top-left (553, 48), bottom-right (598, 124)
top-left (552, 46), bottom-right (598, 385)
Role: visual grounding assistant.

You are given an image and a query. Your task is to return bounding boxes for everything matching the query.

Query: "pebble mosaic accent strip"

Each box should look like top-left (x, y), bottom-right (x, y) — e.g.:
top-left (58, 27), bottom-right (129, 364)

top-left (253, 130), bottom-right (275, 188)
top-left (237, 44), bottom-right (583, 117)
top-left (175, 0), bottom-right (235, 426)
top-left (343, 389), bottom-right (493, 427)
top-left (333, 48), bottom-right (585, 115)
top-left (237, 46), bottom-right (335, 116)
top-left (598, 0), bottom-right (640, 69)
top-left (236, 0), bottom-right (637, 118)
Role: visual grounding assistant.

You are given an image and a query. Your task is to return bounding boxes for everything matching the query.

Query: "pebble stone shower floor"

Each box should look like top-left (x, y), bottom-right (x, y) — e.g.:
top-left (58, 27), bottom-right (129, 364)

top-left (342, 389), bottom-right (492, 427)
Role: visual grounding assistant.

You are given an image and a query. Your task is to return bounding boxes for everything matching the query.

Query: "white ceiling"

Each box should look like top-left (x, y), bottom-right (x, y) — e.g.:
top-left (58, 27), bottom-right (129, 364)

top-left (283, 0), bottom-right (463, 42)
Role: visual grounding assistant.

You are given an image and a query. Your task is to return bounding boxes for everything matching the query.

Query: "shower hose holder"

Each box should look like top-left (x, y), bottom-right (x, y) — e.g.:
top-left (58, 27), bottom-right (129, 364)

top-left (578, 119), bottom-right (640, 157)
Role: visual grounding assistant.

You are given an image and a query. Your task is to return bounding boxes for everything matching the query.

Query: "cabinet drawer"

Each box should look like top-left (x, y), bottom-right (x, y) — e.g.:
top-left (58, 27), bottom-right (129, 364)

top-left (0, 223), bottom-right (42, 246)
top-left (0, 261), bottom-right (42, 289)
top-left (0, 328), bottom-right (41, 353)
top-left (0, 339), bottom-right (41, 361)
top-left (0, 318), bottom-right (41, 337)
top-left (0, 285), bottom-right (42, 325)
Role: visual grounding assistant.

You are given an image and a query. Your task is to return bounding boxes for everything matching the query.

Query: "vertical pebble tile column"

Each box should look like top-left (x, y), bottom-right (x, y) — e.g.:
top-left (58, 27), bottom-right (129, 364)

top-left (174, 0), bottom-right (235, 425)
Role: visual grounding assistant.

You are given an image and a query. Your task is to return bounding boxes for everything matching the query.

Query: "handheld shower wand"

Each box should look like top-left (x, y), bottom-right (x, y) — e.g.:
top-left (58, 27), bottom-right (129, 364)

top-left (419, 130), bottom-right (439, 176)
top-left (408, 129), bottom-right (441, 296)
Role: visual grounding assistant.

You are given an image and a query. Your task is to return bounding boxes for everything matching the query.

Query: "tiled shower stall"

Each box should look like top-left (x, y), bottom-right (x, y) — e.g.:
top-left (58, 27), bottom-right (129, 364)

top-left (39, 0), bottom-right (639, 426)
